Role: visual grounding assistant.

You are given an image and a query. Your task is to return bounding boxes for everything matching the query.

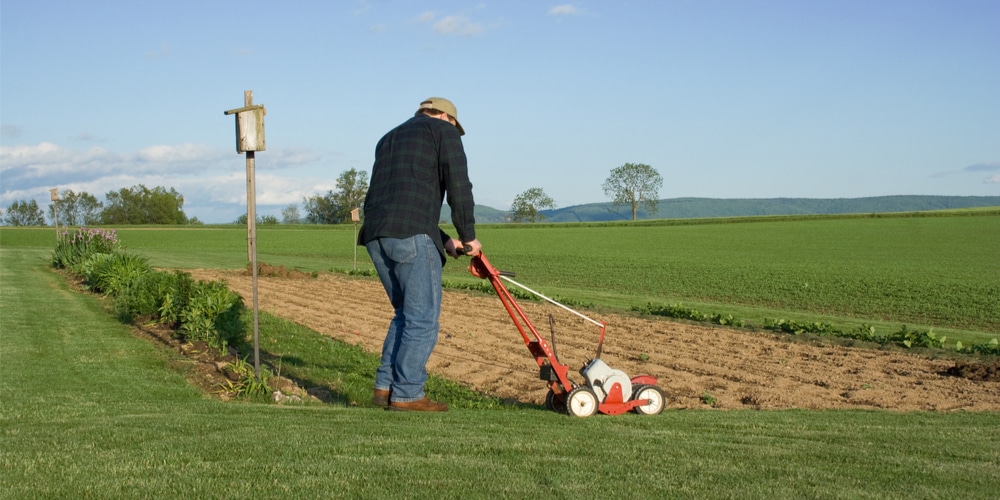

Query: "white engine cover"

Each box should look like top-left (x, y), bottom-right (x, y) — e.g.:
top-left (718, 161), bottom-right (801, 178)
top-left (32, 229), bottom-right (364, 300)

top-left (581, 358), bottom-right (632, 403)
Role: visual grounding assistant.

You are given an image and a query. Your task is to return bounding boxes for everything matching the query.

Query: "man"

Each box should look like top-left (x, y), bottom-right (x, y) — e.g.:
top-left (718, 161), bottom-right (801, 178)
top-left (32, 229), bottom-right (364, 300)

top-left (358, 97), bottom-right (482, 412)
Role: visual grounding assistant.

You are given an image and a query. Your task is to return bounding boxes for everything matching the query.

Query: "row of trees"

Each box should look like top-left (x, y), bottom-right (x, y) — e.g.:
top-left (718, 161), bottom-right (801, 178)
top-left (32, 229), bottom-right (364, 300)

top-left (2, 185), bottom-right (191, 226)
top-left (2, 163), bottom-right (661, 226)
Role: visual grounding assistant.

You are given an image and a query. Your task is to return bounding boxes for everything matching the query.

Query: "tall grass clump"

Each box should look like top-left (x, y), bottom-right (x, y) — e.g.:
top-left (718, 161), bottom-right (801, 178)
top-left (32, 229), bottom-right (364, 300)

top-left (51, 227), bottom-right (119, 269)
top-left (51, 227), bottom-right (152, 295)
top-left (50, 227), bottom-right (247, 355)
top-left (84, 252), bottom-right (153, 295)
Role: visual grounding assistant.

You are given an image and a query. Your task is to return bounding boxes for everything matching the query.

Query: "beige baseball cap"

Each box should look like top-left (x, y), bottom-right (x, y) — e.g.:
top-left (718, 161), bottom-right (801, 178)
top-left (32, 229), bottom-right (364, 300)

top-left (418, 97), bottom-right (465, 135)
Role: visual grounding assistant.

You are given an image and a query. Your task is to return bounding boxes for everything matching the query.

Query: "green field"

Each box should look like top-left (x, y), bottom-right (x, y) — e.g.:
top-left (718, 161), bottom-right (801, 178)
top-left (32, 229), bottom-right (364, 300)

top-left (2, 240), bottom-right (999, 497)
top-left (6, 211), bottom-right (997, 343)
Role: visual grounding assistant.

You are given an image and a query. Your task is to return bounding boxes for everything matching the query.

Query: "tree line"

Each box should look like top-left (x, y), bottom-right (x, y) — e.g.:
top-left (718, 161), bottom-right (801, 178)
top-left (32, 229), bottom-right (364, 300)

top-left (2, 163), bottom-right (662, 226)
top-left (2, 185), bottom-right (193, 227)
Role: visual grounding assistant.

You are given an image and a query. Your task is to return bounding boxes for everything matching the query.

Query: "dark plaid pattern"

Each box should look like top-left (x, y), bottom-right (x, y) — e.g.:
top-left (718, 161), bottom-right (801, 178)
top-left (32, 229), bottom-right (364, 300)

top-left (358, 115), bottom-right (476, 262)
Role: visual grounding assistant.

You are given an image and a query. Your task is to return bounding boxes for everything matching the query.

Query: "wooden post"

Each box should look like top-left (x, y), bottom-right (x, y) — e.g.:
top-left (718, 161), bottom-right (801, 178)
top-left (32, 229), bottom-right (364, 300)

top-left (351, 207), bottom-right (361, 270)
top-left (49, 188), bottom-right (59, 240)
top-left (224, 90), bottom-right (265, 378)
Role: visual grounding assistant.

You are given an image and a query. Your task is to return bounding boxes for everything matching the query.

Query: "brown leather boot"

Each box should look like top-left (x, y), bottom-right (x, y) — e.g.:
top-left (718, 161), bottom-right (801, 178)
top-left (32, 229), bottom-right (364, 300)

top-left (372, 389), bottom-right (390, 407)
top-left (388, 397), bottom-right (448, 412)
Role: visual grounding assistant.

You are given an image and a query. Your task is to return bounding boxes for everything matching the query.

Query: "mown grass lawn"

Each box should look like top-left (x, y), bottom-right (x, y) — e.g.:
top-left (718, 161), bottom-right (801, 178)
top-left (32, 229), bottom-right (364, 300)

top-left (2, 243), bottom-right (999, 498)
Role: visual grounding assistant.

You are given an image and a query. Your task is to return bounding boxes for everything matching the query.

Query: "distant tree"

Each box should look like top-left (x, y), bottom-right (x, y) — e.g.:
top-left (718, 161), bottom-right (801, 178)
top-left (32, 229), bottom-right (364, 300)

top-left (2, 199), bottom-right (47, 226)
top-left (509, 187), bottom-right (556, 223)
top-left (187, 217), bottom-right (204, 225)
top-left (235, 214), bottom-right (278, 225)
top-left (303, 193), bottom-right (339, 224)
top-left (332, 168), bottom-right (368, 221)
top-left (48, 189), bottom-right (103, 226)
top-left (304, 168), bottom-right (369, 224)
top-left (281, 205), bottom-right (301, 224)
top-left (602, 163), bottom-right (663, 220)
top-left (75, 191), bottom-right (104, 225)
top-left (101, 185), bottom-right (188, 224)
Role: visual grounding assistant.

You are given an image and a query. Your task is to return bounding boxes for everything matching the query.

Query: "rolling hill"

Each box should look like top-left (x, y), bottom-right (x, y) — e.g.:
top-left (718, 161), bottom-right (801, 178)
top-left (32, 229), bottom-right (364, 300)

top-left (442, 195), bottom-right (1000, 224)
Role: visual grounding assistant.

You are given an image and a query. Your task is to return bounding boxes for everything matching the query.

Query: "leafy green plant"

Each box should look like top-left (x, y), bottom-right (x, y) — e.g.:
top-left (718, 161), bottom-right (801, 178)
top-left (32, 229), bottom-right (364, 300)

top-left (962, 338), bottom-right (1000, 356)
top-left (763, 318), bottom-right (835, 336)
top-left (113, 270), bottom-right (195, 324)
top-left (218, 357), bottom-right (272, 402)
top-left (157, 271), bottom-right (196, 328)
top-left (179, 280), bottom-right (246, 352)
top-left (700, 391), bottom-right (718, 407)
top-left (75, 253), bottom-right (116, 291)
top-left (762, 319), bottom-right (957, 351)
top-left (886, 325), bottom-right (946, 349)
top-left (342, 268), bottom-right (378, 277)
top-left (634, 303), bottom-right (747, 327)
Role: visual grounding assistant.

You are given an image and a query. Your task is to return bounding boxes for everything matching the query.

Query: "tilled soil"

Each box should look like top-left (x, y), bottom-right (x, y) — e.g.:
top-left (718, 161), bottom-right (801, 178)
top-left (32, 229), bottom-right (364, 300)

top-left (186, 269), bottom-right (1000, 411)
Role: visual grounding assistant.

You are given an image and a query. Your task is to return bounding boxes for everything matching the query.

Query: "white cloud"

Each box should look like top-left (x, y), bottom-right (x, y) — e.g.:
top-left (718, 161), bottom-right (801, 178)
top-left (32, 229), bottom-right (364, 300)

top-left (985, 175), bottom-right (1000, 184)
top-left (549, 4), bottom-right (579, 16)
top-left (172, 171), bottom-right (336, 222)
top-left (354, 0), bottom-right (375, 16)
top-left (416, 11), bottom-right (436, 23)
top-left (1, 142), bottom-right (316, 183)
top-left (433, 15), bottom-right (484, 36)
top-left (0, 142), bottom-right (328, 222)
top-left (136, 143), bottom-right (220, 164)
top-left (416, 11), bottom-right (495, 37)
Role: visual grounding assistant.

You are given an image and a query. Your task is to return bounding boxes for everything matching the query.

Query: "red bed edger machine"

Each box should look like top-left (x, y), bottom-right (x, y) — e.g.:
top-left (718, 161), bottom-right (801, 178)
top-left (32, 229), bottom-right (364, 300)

top-left (466, 251), bottom-right (666, 417)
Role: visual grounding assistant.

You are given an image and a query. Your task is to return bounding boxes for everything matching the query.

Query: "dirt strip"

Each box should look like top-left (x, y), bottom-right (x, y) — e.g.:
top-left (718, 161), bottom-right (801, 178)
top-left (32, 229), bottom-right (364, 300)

top-left (187, 269), bottom-right (1000, 411)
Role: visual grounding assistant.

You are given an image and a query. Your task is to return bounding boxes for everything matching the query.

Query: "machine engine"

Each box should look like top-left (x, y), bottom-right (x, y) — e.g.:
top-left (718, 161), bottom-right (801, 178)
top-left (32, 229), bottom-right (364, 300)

top-left (580, 358), bottom-right (632, 403)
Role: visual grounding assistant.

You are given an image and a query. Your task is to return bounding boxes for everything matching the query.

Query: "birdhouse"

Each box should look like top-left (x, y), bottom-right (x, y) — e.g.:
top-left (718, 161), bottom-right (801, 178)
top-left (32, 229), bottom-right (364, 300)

top-left (50, 188), bottom-right (60, 201)
top-left (223, 104), bottom-right (266, 152)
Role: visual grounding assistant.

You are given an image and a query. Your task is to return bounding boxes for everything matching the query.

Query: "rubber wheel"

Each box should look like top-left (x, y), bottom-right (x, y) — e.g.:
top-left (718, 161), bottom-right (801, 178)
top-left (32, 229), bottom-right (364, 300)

top-left (545, 389), bottom-right (567, 414)
top-left (631, 385), bottom-right (666, 415)
top-left (566, 387), bottom-right (599, 417)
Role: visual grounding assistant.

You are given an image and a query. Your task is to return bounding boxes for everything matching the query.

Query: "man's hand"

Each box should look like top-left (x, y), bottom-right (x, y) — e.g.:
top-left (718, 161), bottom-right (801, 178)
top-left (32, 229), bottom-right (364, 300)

top-left (445, 238), bottom-right (482, 258)
top-left (461, 238), bottom-right (482, 257)
top-left (445, 238), bottom-right (463, 258)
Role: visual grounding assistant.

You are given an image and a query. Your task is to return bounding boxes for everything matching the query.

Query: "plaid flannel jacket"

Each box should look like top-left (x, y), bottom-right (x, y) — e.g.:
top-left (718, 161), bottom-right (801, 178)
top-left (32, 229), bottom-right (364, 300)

top-left (358, 114), bottom-right (476, 263)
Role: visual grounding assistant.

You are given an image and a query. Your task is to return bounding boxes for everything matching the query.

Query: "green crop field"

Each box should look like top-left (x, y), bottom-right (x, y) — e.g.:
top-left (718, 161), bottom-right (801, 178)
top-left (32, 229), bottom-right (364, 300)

top-left (7, 210), bottom-right (996, 342)
top-left (2, 213), bottom-right (999, 497)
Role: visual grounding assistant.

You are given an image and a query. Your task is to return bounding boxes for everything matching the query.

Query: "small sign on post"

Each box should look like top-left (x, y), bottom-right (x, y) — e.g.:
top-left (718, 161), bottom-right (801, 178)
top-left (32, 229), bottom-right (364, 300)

top-left (224, 90), bottom-right (266, 377)
top-left (351, 208), bottom-right (361, 270)
top-left (50, 188), bottom-right (60, 239)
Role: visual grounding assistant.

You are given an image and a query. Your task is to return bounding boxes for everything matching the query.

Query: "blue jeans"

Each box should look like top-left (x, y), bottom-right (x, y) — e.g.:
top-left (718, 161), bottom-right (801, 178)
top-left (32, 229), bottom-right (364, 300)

top-left (366, 234), bottom-right (443, 402)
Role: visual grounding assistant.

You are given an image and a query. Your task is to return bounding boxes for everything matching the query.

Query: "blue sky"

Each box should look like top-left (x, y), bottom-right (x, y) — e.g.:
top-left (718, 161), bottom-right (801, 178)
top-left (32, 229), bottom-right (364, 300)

top-left (2, 0), bottom-right (997, 223)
